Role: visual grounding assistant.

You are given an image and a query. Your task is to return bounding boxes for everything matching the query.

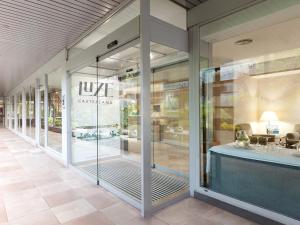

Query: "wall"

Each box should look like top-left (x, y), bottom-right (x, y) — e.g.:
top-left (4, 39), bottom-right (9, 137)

top-left (256, 74), bottom-right (300, 134)
top-left (233, 74), bottom-right (258, 132)
top-left (232, 73), bottom-right (300, 135)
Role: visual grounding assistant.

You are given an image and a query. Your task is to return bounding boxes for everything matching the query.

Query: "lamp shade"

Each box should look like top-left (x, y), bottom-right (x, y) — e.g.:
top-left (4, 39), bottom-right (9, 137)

top-left (260, 111), bottom-right (278, 121)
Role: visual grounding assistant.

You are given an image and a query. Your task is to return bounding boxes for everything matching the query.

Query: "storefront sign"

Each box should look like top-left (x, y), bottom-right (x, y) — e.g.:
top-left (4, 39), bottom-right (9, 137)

top-left (77, 81), bottom-right (114, 105)
top-left (163, 81), bottom-right (188, 91)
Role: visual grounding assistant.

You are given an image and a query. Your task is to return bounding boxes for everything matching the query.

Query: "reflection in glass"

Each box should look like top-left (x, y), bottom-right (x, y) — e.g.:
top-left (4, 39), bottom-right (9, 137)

top-left (40, 90), bottom-right (45, 146)
top-left (11, 96), bottom-right (15, 129)
top-left (47, 70), bottom-right (63, 152)
top-left (199, 19), bottom-right (300, 220)
top-left (71, 42), bottom-right (189, 207)
top-left (17, 93), bottom-right (22, 133)
top-left (26, 86), bottom-right (35, 139)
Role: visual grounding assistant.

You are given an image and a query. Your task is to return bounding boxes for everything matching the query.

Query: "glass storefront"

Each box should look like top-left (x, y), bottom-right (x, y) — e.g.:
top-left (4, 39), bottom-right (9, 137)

top-left (152, 62), bottom-right (189, 177)
top-left (26, 85), bottom-right (35, 139)
top-left (47, 69), bottom-right (63, 152)
top-left (71, 41), bottom-right (189, 207)
top-left (199, 12), bottom-right (300, 220)
top-left (40, 90), bottom-right (45, 146)
top-left (17, 92), bottom-right (22, 133)
top-left (11, 96), bottom-right (15, 129)
top-left (0, 99), bottom-right (4, 127)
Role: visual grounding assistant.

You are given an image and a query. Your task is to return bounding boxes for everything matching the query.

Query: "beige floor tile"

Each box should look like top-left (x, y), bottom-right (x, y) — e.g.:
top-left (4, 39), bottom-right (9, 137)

top-left (38, 181), bottom-right (72, 196)
top-left (0, 180), bottom-right (35, 193)
top-left (56, 169), bottom-right (79, 180)
top-left (203, 207), bottom-right (257, 225)
top-left (6, 197), bottom-right (49, 221)
top-left (51, 199), bottom-right (96, 224)
top-left (62, 211), bottom-right (114, 225)
top-left (101, 203), bottom-right (140, 225)
top-left (167, 217), bottom-right (219, 225)
top-left (44, 189), bottom-right (81, 207)
top-left (121, 217), bottom-right (168, 225)
top-left (4, 188), bottom-right (41, 208)
top-left (74, 185), bottom-right (104, 197)
top-left (154, 198), bottom-right (215, 225)
top-left (65, 178), bottom-right (91, 189)
top-left (9, 210), bottom-right (60, 225)
top-left (0, 203), bottom-right (7, 224)
top-left (0, 129), bottom-right (257, 225)
top-left (31, 173), bottom-right (63, 187)
top-left (85, 191), bottom-right (120, 210)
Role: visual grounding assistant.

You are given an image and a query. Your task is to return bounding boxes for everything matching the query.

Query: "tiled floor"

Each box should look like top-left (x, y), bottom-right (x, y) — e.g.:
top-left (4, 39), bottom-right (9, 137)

top-left (0, 128), bottom-right (258, 225)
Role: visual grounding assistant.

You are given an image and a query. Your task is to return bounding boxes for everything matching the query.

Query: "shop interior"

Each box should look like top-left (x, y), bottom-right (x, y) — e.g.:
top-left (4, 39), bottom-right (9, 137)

top-left (200, 13), bottom-right (300, 220)
top-left (71, 42), bottom-right (189, 206)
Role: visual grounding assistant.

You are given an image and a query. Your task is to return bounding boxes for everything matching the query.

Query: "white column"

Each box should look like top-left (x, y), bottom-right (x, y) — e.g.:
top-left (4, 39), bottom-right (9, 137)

top-left (61, 71), bottom-right (71, 166)
top-left (140, 0), bottom-right (152, 218)
top-left (44, 74), bottom-right (48, 147)
top-left (35, 79), bottom-right (40, 146)
top-left (188, 27), bottom-right (201, 195)
top-left (22, 88), bottom-right (26, 135)
top-left (14, 95), bottom-right (17, 130)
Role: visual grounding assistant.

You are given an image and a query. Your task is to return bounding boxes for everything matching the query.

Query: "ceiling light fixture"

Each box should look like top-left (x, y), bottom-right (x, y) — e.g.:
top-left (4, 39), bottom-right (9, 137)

top-left (235, 38), bottom-right (253, 46)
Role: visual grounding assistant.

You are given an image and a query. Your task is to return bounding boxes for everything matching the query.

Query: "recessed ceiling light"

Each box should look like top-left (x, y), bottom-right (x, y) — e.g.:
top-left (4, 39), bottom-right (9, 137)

top-left (235, 38), bottom-right (253, 45)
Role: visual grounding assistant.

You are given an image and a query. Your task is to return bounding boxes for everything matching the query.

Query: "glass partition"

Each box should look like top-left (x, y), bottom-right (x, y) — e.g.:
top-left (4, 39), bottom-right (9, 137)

top-left (71, 41), bottom-right (189, 208)
top-left (11, 96), bottom-right (15, 129)
top-left (150, 43), bottom-right (189, 206)
top-left (199, 14), bottom-right (300, 220)
top-left (17, 92), bottom-right (22, 133)
top-left (47, 69), bottom-right (63, 152)
top-left (26, 85), bottom-right (35, 139)
top-left (0, 99), bottom-right (4, 127)
top-left (5, 97), bottom-right (10, 128)
top-left (71, 45), bottom-right (142, 204)
top-left (40, 90), bottom-right (45, 146)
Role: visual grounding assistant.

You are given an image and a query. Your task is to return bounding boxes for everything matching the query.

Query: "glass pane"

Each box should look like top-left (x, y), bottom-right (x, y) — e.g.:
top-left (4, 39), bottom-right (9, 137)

top-left (71, 64), bottom-right (97, 165)
top-left (26, 85), bottom-right (35, 139)
top-left (40, 90), bottom-right (45, 146)
top-left (71, 41), bottom-right (190, 208)
top-left (11, 96), bottom-right (15, 129)
top-left (199, 14), bottom-right (300, 220)
top-left (0, 99), bottom-right (4, 127)
top-left (150, 43), bottom-right (189, 206)
top-left (48, 69), bottom-right (63, 152)
top-left (97, 46), bottom-right (142, 202)
top-left (17, 93), bottom-right (22, 133)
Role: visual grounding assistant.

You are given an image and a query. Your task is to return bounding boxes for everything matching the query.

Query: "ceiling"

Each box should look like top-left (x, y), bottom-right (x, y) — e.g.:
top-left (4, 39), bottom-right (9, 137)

top-left (170, 0), bottom-right (207, 10)
top-left (0, 0), bottom-right (126, 96)
top-left (76, 42), bottom-right (186, 77)
top-left (212, 15), bottom-right (300, 67)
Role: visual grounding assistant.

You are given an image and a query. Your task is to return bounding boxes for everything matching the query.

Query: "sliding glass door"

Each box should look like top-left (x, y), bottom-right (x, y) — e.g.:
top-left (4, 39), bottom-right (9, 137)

top-left (40, 90), bottom-right (45, 147)
top-left (71, 40), bottom-right (189, 209)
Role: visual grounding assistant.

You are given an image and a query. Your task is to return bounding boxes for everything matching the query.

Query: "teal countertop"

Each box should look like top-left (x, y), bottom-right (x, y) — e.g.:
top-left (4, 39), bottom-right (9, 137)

top-left (207, 143), bottom-right (300, 172)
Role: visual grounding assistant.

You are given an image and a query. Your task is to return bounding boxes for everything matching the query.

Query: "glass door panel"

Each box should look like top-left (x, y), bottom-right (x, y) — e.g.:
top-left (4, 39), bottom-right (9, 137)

top-left (97, 45), bottom-right (142, 203)
top-left (71, 41), bottom-right (190, 209)
top-left (27, 86), bottom-right (35, 139)
top-left (150, 43), bottom-right (189, 206)
top-left (40, 90), bottom-right (45, 146)
top-left (17, 93), bottom-right (22, 133)
top-left (11, 96), bottom-right (15, 129)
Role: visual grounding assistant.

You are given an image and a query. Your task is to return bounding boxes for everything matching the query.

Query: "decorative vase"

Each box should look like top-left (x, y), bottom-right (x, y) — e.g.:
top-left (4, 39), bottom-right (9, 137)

top-left (236, 130), bottom-right (250, 148)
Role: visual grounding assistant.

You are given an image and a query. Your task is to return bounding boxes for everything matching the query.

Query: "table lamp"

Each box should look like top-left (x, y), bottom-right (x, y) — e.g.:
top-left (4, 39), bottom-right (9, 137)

top-left (260, 111), bottom-right (278, 134)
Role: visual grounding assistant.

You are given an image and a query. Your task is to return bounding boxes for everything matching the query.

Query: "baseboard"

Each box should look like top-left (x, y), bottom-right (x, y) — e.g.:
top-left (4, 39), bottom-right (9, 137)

top-left (194, 191), bottom-right (283, 225)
